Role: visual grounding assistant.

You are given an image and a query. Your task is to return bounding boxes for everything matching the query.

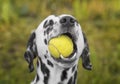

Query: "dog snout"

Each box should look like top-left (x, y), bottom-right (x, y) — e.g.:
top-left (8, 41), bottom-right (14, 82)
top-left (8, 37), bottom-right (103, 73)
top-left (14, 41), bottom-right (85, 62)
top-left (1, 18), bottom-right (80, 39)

top-left (60, 16), bottom-right (75, 27)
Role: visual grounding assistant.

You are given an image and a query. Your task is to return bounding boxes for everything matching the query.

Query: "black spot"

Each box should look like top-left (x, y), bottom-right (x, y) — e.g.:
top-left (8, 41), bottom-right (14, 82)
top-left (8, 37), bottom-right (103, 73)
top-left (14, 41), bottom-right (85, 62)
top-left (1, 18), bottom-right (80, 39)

top-left (67, 77), bottom-right (72, 84)
top-left (27, 32), bottom-right (36, 47)
top-left (28, 62), bottom-right (34, 72)
top-left (44, 39), bottom-right (47, 45)
top-left (49, 19), bottom-right (54, 26)
top-left (36, 74), bottom-right (39, 82)
top-left (73, 71), bottom-right (77, 84)
top-left (37, 60), bottom-right (39, 67)
top-left (44, 31), bottom-right (46, 35)
top-left (72, 65), bottom-right (76, 73)
top-left (39, 58), bottom-right (50, 84)
top-left (24, 51), bottom-right (31, 63)
top-left (44, 55), bottom-right (47, 58)
top-left (43, 20), bottom-right (48, 28)
top-left (47, 60), bottom-right (54, 67)
top-left (46, 27), bottom-right (53, 34)
top-left (34, 43), bottom-right (38, 56)
top-left (24, 51), bottom-right (34, 72)
top-left (30, 45), bottom-right (37, 58)
top-left (46, 50), bottom-right (48, 53)
top-left (61, 69), bottom-right (68, 81)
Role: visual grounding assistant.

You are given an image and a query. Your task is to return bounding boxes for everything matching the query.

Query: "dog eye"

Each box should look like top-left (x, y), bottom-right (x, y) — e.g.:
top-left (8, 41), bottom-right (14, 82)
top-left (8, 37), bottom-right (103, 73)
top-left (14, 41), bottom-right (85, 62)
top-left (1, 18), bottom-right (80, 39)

top-left (43, 20), bottom-right (54, 28)
top-left (49, 19), bottom-right (54, 26)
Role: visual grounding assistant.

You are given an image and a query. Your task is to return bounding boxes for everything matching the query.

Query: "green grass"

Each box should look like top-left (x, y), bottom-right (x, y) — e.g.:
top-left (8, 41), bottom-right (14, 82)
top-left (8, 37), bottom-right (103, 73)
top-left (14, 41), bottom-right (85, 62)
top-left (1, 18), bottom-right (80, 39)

top-left (0, 0), bottom-right (120, 84)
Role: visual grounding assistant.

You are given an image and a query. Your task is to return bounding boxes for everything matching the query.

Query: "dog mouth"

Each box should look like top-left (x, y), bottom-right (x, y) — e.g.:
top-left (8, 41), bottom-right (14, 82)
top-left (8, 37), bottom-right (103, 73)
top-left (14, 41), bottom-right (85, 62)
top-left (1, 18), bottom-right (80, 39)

top-left (50, 32), bottom-right (77, 64)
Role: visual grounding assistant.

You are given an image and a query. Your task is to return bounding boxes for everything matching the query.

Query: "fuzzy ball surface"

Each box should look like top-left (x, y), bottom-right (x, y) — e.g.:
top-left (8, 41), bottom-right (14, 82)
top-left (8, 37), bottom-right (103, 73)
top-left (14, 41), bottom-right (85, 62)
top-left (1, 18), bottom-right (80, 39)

top-left (48, 35), bottom-right (73, 58)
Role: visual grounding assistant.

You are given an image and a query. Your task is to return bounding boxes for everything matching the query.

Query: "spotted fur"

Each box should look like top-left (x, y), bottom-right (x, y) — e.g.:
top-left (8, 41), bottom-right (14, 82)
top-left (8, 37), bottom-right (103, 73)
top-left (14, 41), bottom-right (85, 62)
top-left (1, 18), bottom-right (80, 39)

top-left (24, 14), bottom-right (92, 84)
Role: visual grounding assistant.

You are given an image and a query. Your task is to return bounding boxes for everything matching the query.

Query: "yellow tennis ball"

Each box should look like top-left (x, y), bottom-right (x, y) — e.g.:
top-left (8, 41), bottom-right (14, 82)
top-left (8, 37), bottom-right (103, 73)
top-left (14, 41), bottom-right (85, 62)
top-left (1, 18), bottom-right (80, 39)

top-left (48, 35), bottom-right (73, 58)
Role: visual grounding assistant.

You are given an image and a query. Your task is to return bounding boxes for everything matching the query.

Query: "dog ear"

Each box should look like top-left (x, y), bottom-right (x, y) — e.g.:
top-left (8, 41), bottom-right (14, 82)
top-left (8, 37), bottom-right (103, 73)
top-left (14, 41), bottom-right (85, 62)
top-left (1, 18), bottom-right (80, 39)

top-left (81, 32), bottom-right (92, 70)
top-left (24, 31), bottom-right (37, 72)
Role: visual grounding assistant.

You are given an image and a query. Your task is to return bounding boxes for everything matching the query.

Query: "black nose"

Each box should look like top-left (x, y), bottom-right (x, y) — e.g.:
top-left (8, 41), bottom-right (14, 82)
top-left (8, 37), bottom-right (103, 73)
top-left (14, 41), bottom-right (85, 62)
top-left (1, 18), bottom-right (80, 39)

top-left (60, 16), bottom-right (75, 27)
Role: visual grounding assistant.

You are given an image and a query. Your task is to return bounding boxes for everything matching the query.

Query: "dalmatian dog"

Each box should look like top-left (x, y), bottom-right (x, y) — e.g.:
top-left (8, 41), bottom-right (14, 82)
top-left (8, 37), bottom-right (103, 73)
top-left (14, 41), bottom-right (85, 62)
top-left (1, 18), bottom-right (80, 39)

top-left (24, 14), bottom-right (92, 84)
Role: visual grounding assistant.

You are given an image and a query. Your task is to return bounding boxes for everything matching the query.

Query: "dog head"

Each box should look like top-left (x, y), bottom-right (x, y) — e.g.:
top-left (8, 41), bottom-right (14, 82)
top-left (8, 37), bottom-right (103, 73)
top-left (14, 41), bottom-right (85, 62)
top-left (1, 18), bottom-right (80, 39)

top-left (24, 14), bottom-right (92, 72)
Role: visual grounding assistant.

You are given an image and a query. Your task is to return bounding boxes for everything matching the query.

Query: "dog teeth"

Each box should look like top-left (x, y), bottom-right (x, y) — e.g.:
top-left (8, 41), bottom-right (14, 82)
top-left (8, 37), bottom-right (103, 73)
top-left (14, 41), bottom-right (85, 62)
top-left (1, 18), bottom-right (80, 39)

top-left (71, 52), bottom-right (76, 59)
top-left (60, 55), bottom-right (68, 60)
top-left (60, 52), bottom-right (76, 60)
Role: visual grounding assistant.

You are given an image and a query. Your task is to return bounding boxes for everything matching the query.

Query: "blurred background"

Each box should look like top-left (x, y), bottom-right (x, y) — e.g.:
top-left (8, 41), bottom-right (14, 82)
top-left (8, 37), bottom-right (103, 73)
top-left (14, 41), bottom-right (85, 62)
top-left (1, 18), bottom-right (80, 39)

top-left (0, 0), bottom-right (120, 84)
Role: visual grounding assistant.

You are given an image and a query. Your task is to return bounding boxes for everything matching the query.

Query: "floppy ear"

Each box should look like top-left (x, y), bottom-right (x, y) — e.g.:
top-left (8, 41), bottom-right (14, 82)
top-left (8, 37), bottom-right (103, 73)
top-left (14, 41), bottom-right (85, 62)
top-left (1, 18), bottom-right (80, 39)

top-left (24, 31), bottom-right (37, 72)
top-left (81, 32), bottom-right (92, 70)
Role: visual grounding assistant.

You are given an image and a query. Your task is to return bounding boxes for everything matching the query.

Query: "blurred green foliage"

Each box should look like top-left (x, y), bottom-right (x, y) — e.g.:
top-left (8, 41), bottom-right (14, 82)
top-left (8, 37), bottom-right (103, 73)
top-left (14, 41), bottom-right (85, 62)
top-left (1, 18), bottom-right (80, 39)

top-left (0, 0), bottom-right (120, 84)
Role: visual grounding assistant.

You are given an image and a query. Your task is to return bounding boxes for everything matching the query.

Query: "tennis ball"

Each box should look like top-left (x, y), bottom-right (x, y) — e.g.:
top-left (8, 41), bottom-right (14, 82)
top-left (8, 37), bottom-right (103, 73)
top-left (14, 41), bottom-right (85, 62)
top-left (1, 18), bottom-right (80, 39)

top-left (48, 35), bottom-right (73, 58)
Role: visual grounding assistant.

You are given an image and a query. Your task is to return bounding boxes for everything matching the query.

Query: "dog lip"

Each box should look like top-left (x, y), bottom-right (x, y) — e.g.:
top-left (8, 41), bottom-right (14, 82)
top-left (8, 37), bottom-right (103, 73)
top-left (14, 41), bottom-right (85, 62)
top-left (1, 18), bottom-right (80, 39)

top-left (53, 53), bottom-right (77, 64)
top-left (59, 52), bottom-right (77, 61)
